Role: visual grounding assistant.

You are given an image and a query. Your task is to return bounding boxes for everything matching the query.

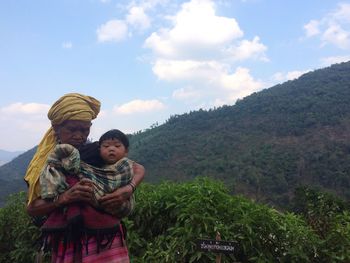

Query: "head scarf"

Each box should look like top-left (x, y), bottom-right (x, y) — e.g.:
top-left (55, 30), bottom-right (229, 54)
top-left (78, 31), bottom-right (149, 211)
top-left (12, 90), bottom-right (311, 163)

top-left (24, 93), bottom-right (101, 204)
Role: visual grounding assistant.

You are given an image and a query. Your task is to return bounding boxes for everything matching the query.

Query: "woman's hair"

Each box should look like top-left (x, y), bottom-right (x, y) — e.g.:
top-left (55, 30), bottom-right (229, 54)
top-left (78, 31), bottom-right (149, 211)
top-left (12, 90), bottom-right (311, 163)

top-left (98, 129), bottom-right (129, 149)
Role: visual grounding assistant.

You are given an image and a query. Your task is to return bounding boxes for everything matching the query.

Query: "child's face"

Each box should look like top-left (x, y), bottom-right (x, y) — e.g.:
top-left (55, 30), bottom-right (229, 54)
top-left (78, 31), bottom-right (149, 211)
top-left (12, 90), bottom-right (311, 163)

top-left (99, 138), bottom-right (128, 165)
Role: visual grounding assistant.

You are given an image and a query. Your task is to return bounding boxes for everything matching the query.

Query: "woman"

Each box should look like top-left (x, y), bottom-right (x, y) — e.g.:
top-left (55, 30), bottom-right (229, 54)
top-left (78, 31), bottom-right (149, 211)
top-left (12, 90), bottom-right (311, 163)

top-left (25, 93), bottom-right (144, 263)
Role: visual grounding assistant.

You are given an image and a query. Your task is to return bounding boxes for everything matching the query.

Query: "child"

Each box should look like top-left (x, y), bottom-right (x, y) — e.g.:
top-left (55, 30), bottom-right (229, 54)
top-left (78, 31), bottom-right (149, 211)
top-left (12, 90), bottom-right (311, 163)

top-left (96, 129), bottom-right (139, 215)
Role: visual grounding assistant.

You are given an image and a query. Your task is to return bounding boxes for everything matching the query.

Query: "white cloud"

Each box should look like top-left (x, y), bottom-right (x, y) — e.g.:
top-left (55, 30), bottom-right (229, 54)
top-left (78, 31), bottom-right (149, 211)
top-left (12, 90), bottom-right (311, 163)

top-left (170, 0), bottom-right (243, 45)
top-left (320, 55), bottom-right (350, 66)
top-left (113, 99), bottom-right (165, 114)
top-left (272, 69), bottom-right (310, 83)
top-left (220, 67), bottom-right (263, 101)
top-left (152, 59), bottom-right (224, 81)
top-left (304, 20), bottom-right (320, 37)
top-left (0, 103), bottom-right (51, 151)
top-left (144, 0), bottom-right (249, 60)
top-left (97, 1), bottom-right (162, 43)
top-left (0, 102), bottom-right (49, 115)
top-left (172, 86), bottom-right (202, 101)
top-left (303, 3), bottom-right (350, 49)
top-left (331, 2), bottom-right (350, 23)
top-left (142, 0), bottom-right (267, 108)
top-left (126, 6), bottom-right (151, 30)
top-left (62, 41), bottom-right (73, 49)
top-left (322, 24), bottom-right (350, 49)
top-left (286, 70), bottom-right (308, 80)
top-left (97, 19), bottom-right (128, 42)
top-left (271, 72), bottom-right (284, 83)
top-left (226, 36), bottom-right (268, 62)
top-left (155, 59), bottom-right (263, 105)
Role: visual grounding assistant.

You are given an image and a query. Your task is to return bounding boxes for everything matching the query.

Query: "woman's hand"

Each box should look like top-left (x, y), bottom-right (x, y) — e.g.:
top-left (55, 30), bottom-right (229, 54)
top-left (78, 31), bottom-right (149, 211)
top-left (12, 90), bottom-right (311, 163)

top-left (99, 184), bottom-right (133, 211)
top-left (27, 178), bottom-right (95, 217)
top-left (58, 178), bottom-right (95, 206)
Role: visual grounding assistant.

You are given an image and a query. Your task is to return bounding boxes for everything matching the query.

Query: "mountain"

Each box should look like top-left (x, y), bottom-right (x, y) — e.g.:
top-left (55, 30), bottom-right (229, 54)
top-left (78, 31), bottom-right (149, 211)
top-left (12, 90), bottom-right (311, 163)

top-left (0, 147), bottom-right (37, 181)
top-left (127, 61), bottom-right (350, 206)
top-left (0, 147), bottom-right (37, 205)
top-left (0, 149), bottom-right (24, 166)
top-left (1, 61), bottom-right (350, 208)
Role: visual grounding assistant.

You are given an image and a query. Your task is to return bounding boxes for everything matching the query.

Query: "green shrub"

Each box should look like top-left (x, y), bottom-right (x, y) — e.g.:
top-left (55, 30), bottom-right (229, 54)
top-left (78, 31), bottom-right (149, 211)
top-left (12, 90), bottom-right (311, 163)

top-left (291, 186), bottom-right (350, 262)
top-left (1, 180), bottom-right (349, 262)
top-left (321, 211), bottom-right (350, 262)
top-left (126, 177), bottom-right (320, 262)
top-left (0, 192), bottom-right (45, 263)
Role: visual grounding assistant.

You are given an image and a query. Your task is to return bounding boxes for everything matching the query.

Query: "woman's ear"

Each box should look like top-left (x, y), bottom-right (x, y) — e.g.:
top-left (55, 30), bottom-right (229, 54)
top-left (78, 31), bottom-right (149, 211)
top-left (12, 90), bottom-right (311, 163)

top-left (52, 125), bottom-right (59, 134)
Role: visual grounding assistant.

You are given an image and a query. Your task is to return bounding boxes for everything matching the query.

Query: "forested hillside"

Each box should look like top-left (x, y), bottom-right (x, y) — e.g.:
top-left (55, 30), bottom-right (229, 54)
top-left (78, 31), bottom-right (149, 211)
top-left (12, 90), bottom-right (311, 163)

top-left (0, 147), bottom-right (36, 205)
top-left (128, 61), bottom-right (350, 207)
top-left (1, 61), bottom-right (350, 208)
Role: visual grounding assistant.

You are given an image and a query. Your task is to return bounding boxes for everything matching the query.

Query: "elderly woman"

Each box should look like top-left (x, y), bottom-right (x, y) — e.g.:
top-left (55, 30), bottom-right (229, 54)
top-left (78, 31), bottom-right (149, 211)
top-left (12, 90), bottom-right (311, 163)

top-left (25, 93), bottom-right (144, 263)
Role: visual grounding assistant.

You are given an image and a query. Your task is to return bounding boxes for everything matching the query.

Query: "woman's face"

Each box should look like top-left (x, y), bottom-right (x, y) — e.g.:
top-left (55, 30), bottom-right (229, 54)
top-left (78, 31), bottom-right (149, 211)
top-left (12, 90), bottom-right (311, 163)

top-left (54, 120), bottom-right (92, 148)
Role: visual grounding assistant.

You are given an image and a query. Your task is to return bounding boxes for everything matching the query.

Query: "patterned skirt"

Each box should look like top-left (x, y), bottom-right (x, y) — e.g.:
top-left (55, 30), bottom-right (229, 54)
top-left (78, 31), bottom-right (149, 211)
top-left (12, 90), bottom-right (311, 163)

top-left (51, 233), bottom-right (130, 263)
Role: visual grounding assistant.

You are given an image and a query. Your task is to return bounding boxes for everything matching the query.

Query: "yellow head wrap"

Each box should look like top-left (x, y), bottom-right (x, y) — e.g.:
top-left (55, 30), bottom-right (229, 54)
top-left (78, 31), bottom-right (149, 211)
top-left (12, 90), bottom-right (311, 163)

top-left (24, 93), bottom-right (101, 204)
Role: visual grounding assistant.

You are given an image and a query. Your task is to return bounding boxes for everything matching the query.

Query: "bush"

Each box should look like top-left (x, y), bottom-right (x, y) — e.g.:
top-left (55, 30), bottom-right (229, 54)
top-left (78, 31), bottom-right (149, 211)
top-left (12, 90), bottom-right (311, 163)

top-left (0, 192), bottom-right (42, 263)
top-left (1, 180), bottom-right (349, 262)
top-left (126, 177), bottom-right (320, 262)
top-left (291, 186), bottom-right (350, 262)
top-left (318, 211), bottom-right (350, 262)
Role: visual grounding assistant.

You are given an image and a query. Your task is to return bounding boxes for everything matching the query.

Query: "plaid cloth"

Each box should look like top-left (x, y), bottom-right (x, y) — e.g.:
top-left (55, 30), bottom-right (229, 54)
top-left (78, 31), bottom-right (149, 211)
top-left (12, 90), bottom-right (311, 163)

top-left (40, 144), bottom-right (134, 217)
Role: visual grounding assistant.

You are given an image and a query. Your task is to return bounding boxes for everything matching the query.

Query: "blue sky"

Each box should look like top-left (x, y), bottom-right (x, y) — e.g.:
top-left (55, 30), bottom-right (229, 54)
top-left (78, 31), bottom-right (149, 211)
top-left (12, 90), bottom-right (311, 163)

top-left (1, 0), bottom-right (350, 151)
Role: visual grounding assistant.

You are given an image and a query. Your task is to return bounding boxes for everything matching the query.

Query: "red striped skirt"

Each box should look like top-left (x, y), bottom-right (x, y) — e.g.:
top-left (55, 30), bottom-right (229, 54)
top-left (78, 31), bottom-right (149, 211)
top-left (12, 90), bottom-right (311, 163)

top-left (51, 233), bottom-right (130, 263)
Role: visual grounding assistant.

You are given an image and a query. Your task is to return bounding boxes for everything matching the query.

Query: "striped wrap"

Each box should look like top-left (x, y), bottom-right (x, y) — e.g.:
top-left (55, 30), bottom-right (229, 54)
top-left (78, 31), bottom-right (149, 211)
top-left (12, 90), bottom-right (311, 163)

top-left (40, 144), bottom-right (134, 216)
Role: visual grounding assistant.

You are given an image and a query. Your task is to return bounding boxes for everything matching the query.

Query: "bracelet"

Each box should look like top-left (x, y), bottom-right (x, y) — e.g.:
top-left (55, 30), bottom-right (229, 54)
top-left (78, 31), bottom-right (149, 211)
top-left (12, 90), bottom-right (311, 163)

top-left (129, 182), bottom-right (136, 193)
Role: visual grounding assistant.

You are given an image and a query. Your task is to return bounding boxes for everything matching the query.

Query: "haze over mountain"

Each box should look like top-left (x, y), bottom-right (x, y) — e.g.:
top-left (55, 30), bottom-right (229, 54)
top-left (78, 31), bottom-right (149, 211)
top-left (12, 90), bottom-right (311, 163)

top-left (1, 61), bottom-right (349, 207)
top-left (0, 149), bottom-right (24, 166)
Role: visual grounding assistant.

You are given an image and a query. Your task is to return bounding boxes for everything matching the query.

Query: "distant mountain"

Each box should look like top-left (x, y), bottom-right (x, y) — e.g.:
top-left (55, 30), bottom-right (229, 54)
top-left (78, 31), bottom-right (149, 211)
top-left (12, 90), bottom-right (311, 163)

top-left (0, 147), bottom-right (36, 206)
top-left (1, 61), bottom-right (350, 208)
top-left (0, 149), bottom-right (24, 166)
top-left (0, 147), bottom-right (37, 181)
top-left (128, 61), bottom-right (350, 206)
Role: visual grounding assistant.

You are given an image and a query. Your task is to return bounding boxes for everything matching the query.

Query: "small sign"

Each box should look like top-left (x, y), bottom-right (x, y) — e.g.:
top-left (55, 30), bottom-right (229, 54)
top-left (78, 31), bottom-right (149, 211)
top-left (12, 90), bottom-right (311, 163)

top-left (196, 239), bottom-right (235, 254)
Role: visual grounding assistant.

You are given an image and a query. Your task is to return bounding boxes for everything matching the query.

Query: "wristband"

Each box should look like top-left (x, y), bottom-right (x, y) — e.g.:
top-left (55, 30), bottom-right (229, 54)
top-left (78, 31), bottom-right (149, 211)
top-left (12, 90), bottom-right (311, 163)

top-left (129, 182), bottom-right (136, 193)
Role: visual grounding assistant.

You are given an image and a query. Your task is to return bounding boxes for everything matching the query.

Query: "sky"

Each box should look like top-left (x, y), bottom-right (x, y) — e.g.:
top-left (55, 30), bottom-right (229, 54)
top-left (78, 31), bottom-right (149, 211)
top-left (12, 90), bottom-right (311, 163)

top-left (1, 0), bottom-right (350, 152)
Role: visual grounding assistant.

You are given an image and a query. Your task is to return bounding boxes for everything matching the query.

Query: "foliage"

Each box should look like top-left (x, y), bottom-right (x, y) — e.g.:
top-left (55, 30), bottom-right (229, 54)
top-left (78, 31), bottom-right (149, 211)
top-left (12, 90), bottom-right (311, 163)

top-left (291, 186), bottom-right (350, 262)
top-left (0, 192), bottom-right (44, 263)
top-left (321, 211), bottom-right (350, 262)
top-left (1, 180), bottom-right (350, 262)
top-left (291, 186), bottom-right (349, 236)
top-left (126, 178), bottom-right (321, 262)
